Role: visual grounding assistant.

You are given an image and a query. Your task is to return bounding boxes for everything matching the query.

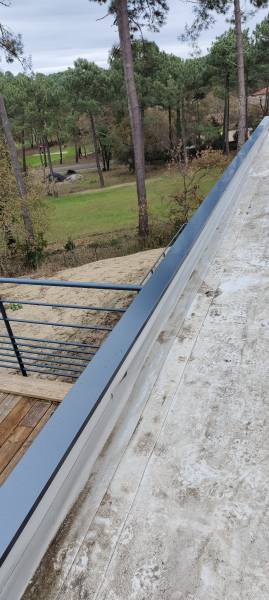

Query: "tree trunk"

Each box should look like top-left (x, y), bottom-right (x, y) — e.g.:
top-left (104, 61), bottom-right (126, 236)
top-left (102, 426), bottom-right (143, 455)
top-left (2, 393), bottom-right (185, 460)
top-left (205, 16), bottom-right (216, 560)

top-left (100, 145), bottom-right (106, 171)
top-left (57, 134), bottom-right (63, 164)
top-left (176, 103), bottom-right (181, 142)
top-left (263, 85), bottom-right (269, 116)
top-left (75, 141), bottom-right (79, 163)
top-left (38, 143), bottom-right (44, 167)
top-left (44, 136), bottom-right (54, 179)
top-left (234, 0), bottom-right (247, 150)
top-left (180, 98), bottom-right (188, 166)
top-left (0, 94), bottom-right (35, 242)
top-left (21, 129), bottom-right (27, 174)
top-left (42, 139), bottom-right (47, 167)
top-left (196, 101), bottom-right (201, 148)
top-left (223, 72), bottom-right (230, 155)
top-left (116, 0), bottom-right (149, 236)
top-left (168, 106), bottom-right (173, 149)
top-left (245, 67), bottom-right (248, 137)
top-left (45, 136), bottom-right (57, 197)
top-left (89, 112), bottom-right (104, 188)
top-left (105, 148), bottom-right (111, 172)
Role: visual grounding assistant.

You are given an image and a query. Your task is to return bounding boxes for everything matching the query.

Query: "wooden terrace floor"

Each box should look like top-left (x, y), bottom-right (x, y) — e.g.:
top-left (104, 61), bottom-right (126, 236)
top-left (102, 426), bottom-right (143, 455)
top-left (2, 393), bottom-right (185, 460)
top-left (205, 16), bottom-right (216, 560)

top-left (0, 393), bottom-right (57, 485)
top-left (0, 375), bottom-right (72, 485)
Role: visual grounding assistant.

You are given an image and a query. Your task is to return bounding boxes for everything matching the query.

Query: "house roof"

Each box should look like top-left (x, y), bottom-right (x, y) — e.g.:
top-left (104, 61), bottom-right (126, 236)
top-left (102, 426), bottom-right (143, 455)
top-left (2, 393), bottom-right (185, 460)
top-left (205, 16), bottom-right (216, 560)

top-left (251, 87), bottom-right (269, 97)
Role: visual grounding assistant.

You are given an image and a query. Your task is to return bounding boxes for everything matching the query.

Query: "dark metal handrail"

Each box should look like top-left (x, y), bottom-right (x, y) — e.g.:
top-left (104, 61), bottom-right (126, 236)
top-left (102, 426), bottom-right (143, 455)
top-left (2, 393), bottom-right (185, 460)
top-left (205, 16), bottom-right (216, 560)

top-left (141, 222), bottom-right (187, 285)
top-left (0, 277), bottom-right (142, 291)
top-left (0, 278), bottom-right (140, 379)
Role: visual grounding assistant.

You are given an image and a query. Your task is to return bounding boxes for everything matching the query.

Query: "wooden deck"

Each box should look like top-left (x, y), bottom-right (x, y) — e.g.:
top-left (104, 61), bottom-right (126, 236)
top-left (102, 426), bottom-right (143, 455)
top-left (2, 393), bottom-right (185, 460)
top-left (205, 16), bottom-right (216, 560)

top-left (0, 393), bottom-right (57, 485)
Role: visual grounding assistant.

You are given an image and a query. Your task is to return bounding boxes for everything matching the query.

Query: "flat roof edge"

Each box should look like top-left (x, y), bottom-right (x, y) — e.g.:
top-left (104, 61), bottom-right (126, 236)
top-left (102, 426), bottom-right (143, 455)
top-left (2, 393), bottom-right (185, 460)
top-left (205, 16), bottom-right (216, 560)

top-left (0, 117), bottom-right (268, 594)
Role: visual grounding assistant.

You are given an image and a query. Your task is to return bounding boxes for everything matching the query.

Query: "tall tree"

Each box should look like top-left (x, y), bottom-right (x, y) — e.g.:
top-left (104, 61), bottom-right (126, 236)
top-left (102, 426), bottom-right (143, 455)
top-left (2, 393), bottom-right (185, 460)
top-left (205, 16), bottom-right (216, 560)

top-left (0, 0), bottom-right (24, 63)
top-left (207, 30), bottom-right (237, 153)
top-left (250, 16), bottom-right (269, 116)
top-left (0, 93), bottom-right (35, 241)
top-left (90, 0), bottom-right (168, 236)
top-left (65, 59), bottom-right (106, 187)
top-left (181, 0), bottom-right (268, 149)
top-left (0, 1), bottom-right (34, 241)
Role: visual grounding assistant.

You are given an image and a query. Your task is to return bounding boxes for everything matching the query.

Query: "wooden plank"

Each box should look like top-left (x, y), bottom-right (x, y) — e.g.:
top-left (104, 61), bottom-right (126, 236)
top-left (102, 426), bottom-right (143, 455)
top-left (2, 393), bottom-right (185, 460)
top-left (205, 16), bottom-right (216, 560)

top-left (0, 425), bottom-right (32, 473)
top-left (20, 400), bottom-right (50, 428)
top-left (0, 397), bottom-right (33, 447)
top-left (0, 394), bottom-right (19, 424)
top-left (0, 403), bottom-right (56, 484)
top-left (0, 374), bottom-right (72, 403)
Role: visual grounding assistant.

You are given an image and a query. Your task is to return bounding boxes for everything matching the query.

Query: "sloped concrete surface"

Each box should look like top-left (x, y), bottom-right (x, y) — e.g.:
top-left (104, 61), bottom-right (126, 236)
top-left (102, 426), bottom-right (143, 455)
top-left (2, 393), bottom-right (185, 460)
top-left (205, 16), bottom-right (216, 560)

top-left (24, 133), bottom-right (269, 599)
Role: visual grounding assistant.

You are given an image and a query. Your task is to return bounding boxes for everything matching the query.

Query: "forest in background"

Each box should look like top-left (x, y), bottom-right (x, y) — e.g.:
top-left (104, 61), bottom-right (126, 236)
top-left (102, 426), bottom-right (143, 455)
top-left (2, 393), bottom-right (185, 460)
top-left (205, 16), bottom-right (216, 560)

top-left (0, 16), bottom-right (268, 176)
top-left (0, 0), bottom-right (268, 273)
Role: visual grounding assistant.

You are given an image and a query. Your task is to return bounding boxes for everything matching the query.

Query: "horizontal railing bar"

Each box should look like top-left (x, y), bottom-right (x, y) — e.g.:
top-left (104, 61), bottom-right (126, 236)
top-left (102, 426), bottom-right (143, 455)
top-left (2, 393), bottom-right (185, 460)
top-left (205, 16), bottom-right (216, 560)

top-left (21, 361), bottom-right (83, 375)
top-left (0, 340), bottom-right (13, 348)
top-left (0, 341), bottom-right (95, 356)
top-left (141, 223), bottom-right (187, 285)
top-left (23, 357), bottom-right (86, 373)
top-left (25, 366), bottom-right (82, 375)
top-left (0, 350), bottom-right (15, 359)
top-left (0, 364), bottom-right (78, 378)
top-left (18, 343), bottom-right (95, 356)
top-left (0, 317), bottom-right (112, 332)
top-left (0, 356), bottom-right (82, 374)
top-left (0, 346), bottom-right (16, 356)
top-left (0, 334), bottom-right (100, 349)
top-left (0, 358), bottom-right (21, 366)
top-left (0, 277), bottom-right (142, 292)
top-left (2, 299), bottom-right (126, 313)
top-left (22, 367), bottom-right (79, 378)
top-left (20, 355), bottom-right (88, 368)
top-left (0, 346), bottom-right (91, 362)
top-left (18, 348), bottom-right (92, 361)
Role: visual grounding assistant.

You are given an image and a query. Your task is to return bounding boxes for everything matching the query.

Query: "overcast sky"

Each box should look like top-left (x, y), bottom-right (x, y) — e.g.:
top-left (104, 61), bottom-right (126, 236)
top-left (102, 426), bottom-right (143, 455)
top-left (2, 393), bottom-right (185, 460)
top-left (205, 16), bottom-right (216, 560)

top-left (0, 0), bottom-right (268, 74)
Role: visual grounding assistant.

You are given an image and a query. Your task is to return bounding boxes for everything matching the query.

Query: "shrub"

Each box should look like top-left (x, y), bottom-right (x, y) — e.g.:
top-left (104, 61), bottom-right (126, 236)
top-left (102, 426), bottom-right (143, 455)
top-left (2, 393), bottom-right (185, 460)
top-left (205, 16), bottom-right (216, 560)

top-left (64, 237), bottom-right (76, 251)
top-left (0, 135), bottom-right (48, 270)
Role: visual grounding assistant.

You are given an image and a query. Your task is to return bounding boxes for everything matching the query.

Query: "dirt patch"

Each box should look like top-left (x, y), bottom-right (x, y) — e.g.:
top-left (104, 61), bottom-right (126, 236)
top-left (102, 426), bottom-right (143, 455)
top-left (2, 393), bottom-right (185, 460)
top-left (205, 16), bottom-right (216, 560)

top-left (1, 248), bottom-right (163, 383)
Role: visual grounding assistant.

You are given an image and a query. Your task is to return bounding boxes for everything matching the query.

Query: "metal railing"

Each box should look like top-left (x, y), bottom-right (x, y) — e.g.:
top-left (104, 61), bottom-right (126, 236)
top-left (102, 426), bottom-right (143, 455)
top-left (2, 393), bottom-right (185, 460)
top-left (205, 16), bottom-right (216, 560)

top-left (0, 277), bottom-right (141, 380)
top-left (141, 223), bottom-right (187, 285)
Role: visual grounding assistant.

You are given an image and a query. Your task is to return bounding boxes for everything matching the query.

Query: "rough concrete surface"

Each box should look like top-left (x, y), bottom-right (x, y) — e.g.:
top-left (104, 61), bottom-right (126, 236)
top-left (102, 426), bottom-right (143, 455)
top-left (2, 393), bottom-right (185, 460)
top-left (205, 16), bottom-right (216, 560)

top-left (24, 133), bottom-right (269, 600)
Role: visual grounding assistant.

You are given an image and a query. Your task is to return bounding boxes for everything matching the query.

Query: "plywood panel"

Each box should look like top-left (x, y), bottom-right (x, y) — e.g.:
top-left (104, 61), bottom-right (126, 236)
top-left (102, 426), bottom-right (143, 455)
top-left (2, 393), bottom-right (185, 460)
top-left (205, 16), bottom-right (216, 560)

top-left (0, 374), bottom-right (71, 403)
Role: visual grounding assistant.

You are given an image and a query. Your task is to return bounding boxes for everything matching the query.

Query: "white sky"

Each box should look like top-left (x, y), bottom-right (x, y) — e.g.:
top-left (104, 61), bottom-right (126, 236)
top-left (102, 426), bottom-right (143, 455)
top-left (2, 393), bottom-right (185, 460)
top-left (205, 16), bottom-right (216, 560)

top-left (0, 0), bottom-right (268, 73)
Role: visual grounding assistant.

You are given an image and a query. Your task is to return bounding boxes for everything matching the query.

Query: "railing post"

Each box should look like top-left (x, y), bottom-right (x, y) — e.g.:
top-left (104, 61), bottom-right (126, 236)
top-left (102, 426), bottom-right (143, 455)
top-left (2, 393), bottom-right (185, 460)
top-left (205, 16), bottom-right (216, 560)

top-left (0, 299), bottom-right (27, 377)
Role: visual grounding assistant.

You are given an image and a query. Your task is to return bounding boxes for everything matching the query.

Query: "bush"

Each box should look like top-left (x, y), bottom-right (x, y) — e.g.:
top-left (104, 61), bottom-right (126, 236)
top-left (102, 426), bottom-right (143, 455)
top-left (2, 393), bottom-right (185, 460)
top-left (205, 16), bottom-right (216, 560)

top-left (64, 237), bottom-right (76, 251)
top-left (23, 233), bottom-right (48, 269)
top-left (0, 135), bottom-right (48, 270)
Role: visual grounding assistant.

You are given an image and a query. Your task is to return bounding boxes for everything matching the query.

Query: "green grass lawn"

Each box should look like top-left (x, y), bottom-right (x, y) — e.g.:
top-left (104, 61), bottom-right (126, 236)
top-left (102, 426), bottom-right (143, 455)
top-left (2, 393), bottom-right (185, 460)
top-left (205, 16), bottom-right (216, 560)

top-left (25, 145), bottom-right (92, 168)
top-left (45, 167), bottom-right (223, 245)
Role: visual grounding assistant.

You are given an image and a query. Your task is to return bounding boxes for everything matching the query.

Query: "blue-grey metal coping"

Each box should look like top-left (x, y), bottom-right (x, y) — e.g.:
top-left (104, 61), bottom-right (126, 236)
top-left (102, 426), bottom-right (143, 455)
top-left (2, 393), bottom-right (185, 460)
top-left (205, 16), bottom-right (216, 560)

top-left (0, 117), bottom-right (268, 566)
